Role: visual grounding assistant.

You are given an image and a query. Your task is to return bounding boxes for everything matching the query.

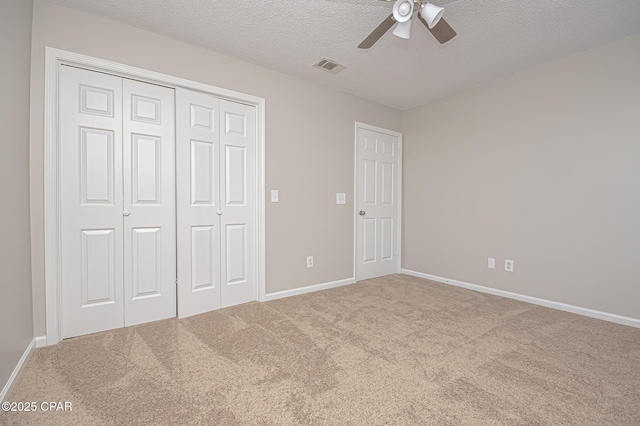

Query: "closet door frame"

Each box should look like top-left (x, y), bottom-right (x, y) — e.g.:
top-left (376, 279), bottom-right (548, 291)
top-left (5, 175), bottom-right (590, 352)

top-left (43, 47), bottom-right (266, 346)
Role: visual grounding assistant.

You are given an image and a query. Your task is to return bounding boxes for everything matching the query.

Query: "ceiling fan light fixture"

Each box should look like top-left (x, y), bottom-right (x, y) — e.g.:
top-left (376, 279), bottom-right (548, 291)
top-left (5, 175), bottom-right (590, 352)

top-left (392, 0), bottom-right (414, 23)
top-left (358, 0), bottom-right (456, 49)
top-left (392, 19), bottom-right (412, 39)
top-left (420, 3), bottom-right (445, 29)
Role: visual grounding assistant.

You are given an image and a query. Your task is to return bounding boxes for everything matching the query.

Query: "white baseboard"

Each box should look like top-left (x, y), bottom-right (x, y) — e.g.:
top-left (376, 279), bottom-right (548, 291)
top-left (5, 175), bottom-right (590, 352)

top-left (265, 278), bottom-right (355, 302)
top-left (1, 338), bottom-right (36, 402)
top-left (401, 269), bottom-right (640, 329)
top-left (35, 336), bottom-right (48, 348)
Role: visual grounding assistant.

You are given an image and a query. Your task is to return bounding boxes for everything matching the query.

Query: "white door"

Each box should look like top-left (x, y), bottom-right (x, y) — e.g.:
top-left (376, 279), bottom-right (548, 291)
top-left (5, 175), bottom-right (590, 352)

top-left (60, 66), bottom-right (176, 338)
top-left (176, 89), bottom-right (222, 317)
top-left (60, 66), bottom-right (125, 338)
top-left (122, 79), bottom-right (176, 326)
top-left (219, 99), bottom-right (257, 307)
top-left (355, 124), bottom-right (401, 281)
top-left (176, 88), bottom-right (257, 318)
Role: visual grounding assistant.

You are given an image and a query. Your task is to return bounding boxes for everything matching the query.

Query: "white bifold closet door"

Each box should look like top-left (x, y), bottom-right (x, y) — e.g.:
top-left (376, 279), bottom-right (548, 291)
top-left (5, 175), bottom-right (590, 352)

top-left (176, 88), bottom-right (256, 318)
top-left (60, 66), bottom-right (176, 339)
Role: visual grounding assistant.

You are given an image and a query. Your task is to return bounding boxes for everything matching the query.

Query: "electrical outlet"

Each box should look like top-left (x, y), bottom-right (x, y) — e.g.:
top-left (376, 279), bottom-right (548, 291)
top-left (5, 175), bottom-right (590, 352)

top-left (505, 259), bottom-right (514, 272)
top-left (488, 258), bottom-right (495, 269)
top-left (336, 193), bottom-right (346, 205)
top-left (307, 256), bottom-right (314, 268)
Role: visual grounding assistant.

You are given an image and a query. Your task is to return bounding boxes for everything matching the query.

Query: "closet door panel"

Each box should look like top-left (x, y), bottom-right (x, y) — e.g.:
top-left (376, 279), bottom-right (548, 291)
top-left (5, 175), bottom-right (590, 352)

top-left (60, 66), bottom-right (125, 338)
top-left (123, 79), bottom-right (176, 326)
top-left (220, 100), bottom-right (257, 307)
top-left (176, 88), bottom-right (222, 318)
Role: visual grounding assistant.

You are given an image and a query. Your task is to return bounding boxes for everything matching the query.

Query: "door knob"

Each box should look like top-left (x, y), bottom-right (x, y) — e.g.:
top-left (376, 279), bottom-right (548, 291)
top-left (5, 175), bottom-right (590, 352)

top-left (122, 210), bottom-right (130, 216)
top-left (217, 210), bottom-right (222, 215)
top-left (359, 210), bottom-right (366, 216)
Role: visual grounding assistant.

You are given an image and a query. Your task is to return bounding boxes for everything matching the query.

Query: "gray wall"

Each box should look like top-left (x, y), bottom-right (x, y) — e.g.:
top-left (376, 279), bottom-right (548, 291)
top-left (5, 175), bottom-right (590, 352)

top-left (29, 0), bottom-right (402, 336)
top-left (402, 36), bottom-right (640, 319)
top-left (0, 0), bottom-right (35, 395)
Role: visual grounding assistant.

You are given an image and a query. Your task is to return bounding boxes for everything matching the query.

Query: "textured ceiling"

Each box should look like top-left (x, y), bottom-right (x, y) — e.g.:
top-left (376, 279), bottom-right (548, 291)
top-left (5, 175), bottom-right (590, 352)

top-left (46, 0), bottom-right (640, 110)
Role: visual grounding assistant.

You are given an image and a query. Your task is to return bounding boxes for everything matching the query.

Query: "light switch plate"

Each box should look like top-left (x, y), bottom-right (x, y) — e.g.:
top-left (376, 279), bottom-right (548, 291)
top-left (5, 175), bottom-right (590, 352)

top-left (488, 258), bottom-right (495, 269)
top-left (336, 193), bottom-right (346, 205)
top-left (271, 190), bottom-right (279, 203)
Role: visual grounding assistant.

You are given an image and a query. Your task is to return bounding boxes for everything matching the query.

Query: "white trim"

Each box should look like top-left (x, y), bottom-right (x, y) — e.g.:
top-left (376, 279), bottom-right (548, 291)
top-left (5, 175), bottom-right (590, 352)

top-left (265, 278), bottom-right (355, 302)
top-left (353, 122), bottom-right (403, 282)
top-left (401, 269), bottom-right (640, 329)
top-left (257, 103), bottom-right (267, 303)
top-left (352, 125), bottom-right (358, 281)
top-left (1, 338), bottom-right (36, 402)
top-left (44, 47), bottom-right (266, 345)
top-left (396, 133), bottom-right (403, 273)
top-left (34, 336), bottom-right (47, 348)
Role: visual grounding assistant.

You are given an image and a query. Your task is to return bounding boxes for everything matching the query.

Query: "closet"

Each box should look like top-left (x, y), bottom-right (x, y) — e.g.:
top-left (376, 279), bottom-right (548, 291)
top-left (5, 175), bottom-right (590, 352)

top-left (59, 66), bottom-right (257, 338)
top-left (176, 88), bottom-right (257, 318)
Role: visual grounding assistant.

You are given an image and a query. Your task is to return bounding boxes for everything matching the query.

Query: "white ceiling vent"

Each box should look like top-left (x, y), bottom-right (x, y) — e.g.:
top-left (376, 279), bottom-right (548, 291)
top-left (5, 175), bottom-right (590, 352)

top-left (313, 58), bottom-right (346, 74)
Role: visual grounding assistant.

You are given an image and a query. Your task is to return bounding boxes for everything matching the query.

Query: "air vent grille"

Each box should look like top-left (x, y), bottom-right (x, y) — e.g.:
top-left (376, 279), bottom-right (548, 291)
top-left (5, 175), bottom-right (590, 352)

top-left (313, 58), bottom-right (346, 74)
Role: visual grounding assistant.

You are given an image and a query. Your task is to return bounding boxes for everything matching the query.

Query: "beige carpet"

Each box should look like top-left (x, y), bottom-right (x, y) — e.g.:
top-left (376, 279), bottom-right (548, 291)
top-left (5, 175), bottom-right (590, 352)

top-left (2, 274), bottom-right (640, 425)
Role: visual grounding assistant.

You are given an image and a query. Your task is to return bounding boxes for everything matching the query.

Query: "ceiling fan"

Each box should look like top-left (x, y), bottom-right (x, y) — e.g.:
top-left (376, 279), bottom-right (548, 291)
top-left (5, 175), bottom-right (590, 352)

top-left (358, 0), bottom-right (457, 49)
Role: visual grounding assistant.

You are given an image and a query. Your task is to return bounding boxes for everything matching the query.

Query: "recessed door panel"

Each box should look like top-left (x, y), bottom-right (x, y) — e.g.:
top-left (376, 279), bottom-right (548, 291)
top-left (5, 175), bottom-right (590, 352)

top-left (225, 224), bottom-right (247, 285)
top-left (225, 112), bottom-right (246, 136)
top-left (132, 134), bottom-right (161, 204)
top-left (131, 95), bottom-right (161, 124)
top-left (191, 140), bottom-right (216, 206)
top-left (363, 159), bottom-right (377, 205)
top-left (381, 140), bottom-right (395, 157)
top-left (131, 228), bottom-right (162, 299)
top-left (80, 85), bottom-right (114, 117)
top-left (381, 162), bottom-right (394, 206)
top-left (380, 218), bottom-right (393, 261)
top-left (81, 128), bottom-right (114, 204)
top-left (191, 104), bottom-right (214, 131)
top-left (363, 218), bottom-right (376, 263)
top-left (81, 229), bottom-right (116, 306)
top-left (364, 136), bottom-right (377, 153)
top-left (225, 145), bottom-right (246, 206)
top-left (191, 225), bottom-right (216, 291)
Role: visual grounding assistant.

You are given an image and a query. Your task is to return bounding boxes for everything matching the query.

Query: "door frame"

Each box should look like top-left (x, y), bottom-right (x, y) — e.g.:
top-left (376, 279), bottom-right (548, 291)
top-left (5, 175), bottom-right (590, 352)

top-left (43, 47), bottom-right (266, 346)
top-left (353, 122), bottom-right (403, 281)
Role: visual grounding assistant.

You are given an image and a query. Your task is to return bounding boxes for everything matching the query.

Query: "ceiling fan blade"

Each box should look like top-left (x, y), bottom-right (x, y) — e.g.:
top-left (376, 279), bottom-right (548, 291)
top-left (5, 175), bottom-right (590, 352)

top-left (358, 14), bottom-right (396, 49)
top-left (418, 14), bottom-right (457, 44)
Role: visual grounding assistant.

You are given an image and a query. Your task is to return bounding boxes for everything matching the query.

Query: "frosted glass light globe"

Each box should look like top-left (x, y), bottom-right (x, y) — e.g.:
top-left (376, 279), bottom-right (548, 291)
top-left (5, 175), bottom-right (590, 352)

top-left (398, 2), bottom-right (411, 16)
